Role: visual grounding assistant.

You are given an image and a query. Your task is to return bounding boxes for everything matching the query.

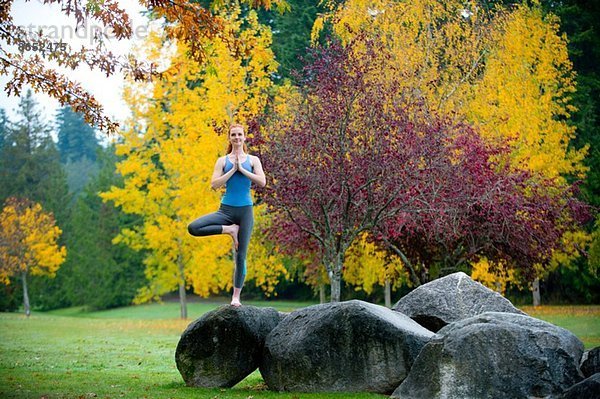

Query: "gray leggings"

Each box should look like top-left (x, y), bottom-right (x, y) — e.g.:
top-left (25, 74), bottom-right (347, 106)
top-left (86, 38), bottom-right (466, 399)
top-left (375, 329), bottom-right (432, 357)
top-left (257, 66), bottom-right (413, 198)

top-left (187, 204), bottom-right (254, 288)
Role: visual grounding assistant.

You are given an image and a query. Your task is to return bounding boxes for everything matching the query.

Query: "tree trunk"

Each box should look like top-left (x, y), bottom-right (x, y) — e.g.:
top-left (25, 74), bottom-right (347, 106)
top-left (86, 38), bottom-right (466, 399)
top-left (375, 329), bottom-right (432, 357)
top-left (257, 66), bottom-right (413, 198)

top-left (383, 239), bottom-right (421, 287)
top-left (532, 278), bottom-right (541, 307)
top-left (177, 255), bottom-right (187, 319)
top-left (178, 281), bottom-right (188, 319)
top-left (330, 273), bottom-right (341, 302)
top-left (21, 272), bottom-right (30, 317)
top-left (384, 279), bottom-right (392, 308)
top-left (319, 283), bottom-right (326, 304)
top-left (325, 251), bottom-right (344, 302)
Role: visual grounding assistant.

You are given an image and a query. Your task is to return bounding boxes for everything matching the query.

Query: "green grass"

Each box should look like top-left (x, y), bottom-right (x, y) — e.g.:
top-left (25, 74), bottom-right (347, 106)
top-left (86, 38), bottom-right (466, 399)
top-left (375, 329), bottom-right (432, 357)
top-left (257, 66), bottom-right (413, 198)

top-left (1, 299), bottom-right (380, 399)
top-left (521, 305), bottom-right (600, 350)
top-left (46, 298), bottom-right (318, 320)
top-left (1, 301), bottom-right (598, 399)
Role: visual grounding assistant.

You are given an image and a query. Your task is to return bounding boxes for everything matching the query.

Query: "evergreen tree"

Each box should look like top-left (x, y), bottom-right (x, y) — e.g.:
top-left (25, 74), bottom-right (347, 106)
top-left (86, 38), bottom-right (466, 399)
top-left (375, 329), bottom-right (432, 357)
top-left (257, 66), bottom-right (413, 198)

top-left (0, 108), bottom-right (7, 150)
top-left (56, 105), bottom-right (99, 163)
top-left (44, 146), bottom-right (145, 310)
top-left (544, 0), bottom-right (600, 207)
top-left (56, 106), bottom-right (101, 197)
top-left (0, 90), bottom-right (70, 310)
top-left (0, 93), bottom-right (45, 203)
top-left (0, 109), bottom-right (17, 311)
top-left (261, 0), bottom-right (325, 79)
top-left (0, 91), bottom-right (69, 209)
top-left (63, 158), bottom-right (101, 198)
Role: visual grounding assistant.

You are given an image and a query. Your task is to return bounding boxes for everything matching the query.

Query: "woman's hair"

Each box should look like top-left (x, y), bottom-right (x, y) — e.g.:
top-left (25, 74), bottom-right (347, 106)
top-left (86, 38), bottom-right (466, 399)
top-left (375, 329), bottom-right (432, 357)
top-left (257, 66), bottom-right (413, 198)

top-left (227, 123), bottom-right (248, 153)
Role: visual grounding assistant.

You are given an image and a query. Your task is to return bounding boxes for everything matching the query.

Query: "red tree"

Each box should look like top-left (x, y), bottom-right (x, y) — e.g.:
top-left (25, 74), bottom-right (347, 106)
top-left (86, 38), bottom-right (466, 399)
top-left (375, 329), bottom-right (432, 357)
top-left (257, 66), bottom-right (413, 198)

top-left (376, 131), bottom-right (588, 286)
top-left (257, 37), bottom-right (588, 300)
top-left (257, 38), bottom-right (481, 301)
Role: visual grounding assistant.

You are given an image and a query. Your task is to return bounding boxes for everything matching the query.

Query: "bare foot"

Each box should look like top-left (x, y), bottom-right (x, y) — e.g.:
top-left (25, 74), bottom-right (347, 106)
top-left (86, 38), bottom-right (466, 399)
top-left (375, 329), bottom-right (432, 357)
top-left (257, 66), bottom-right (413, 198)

top-left (224, 224), bottom-right (239, 250)
top-left (230, 297), bottom-right (241, 307)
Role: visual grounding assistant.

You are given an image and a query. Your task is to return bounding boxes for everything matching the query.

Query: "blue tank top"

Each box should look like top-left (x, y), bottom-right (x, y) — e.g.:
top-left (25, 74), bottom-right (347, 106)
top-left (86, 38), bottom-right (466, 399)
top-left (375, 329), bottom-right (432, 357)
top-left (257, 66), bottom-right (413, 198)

top-left (221, 156), bottom-right (253, 207)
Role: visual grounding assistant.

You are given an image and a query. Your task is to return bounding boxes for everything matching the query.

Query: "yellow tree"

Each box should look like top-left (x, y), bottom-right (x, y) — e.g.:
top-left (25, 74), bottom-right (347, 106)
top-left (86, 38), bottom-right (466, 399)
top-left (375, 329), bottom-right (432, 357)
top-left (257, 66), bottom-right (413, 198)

top-left (344, 233), bottom-right (409, 307)
top-left (466, 3), bottom-right (589, 302)
top-left (314, 0), bottom-right (586, 178)
top-left (102, 3), bottom-right (285, 318)
top-left (312, 0), bottom-right (493, 118)
top-left (471, 258), bottom-right (522, 295)
top-left (467, 2), bottom-right (586, 181)
top-left (0, 197), bottom-right (66, 317)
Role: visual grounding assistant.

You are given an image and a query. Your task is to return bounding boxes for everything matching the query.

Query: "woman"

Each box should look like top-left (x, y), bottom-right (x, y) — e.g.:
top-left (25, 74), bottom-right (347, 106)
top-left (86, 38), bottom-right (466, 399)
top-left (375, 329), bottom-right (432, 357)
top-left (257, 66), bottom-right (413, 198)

top-left (187, 123), bottom-right (266, 307)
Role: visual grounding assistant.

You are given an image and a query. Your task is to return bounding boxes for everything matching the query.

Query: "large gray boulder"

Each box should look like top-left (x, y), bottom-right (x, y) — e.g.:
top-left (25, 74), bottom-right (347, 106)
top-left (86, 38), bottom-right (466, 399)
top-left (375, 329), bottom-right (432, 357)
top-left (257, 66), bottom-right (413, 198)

top-left (392, 312), bottom-right (585, 399)
top-left (581, 347), bottom-right (600, 378)
top-left (260, 300), bottom-right (434, 393)
top-left (392, 271), bottom-right (525, 332)
top-left (558, 373), bottom-right (600, 399)
top-left (175, 305), bottom-right (282, 387)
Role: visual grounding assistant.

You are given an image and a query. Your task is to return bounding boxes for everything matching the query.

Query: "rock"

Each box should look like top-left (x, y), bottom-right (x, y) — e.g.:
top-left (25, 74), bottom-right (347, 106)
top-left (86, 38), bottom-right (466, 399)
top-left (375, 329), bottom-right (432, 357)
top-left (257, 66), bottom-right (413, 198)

top-left (581, 347), bottom-right (600, 378)
top-left (175, 305), bottom-right (282, 388)
top-left (391, 312), bottom-right (584, 399)
top-left (558, 373), bottom-right (600, 399)
top-left (277, 311), bottom-right (290, 320)
top-left (260, 299), bottom-right (434, 393)
top-left (392, 272), bottom-right (525, 332)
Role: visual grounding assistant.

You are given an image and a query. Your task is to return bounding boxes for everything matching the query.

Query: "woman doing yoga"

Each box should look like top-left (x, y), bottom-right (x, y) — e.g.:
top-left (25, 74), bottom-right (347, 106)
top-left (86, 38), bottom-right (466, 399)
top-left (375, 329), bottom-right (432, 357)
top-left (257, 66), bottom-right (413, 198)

top-left (187, 123), bottom-right (266, 307)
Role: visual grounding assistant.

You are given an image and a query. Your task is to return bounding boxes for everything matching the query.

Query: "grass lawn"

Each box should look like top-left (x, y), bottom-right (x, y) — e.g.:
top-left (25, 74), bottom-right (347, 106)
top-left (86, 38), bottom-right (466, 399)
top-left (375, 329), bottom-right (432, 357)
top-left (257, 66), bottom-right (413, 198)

top-left (45, 298), bottom-right (317, 320)
top-left (1, 300), bottom-right (598, 399)
top-left (521, 305), bottom-right (600, 350)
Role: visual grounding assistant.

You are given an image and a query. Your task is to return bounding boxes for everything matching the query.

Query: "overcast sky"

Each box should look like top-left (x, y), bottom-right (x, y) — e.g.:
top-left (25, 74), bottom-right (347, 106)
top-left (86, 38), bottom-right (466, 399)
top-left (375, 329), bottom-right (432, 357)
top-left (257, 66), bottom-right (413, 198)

top-left (0, 0), bottom-right (151, 135)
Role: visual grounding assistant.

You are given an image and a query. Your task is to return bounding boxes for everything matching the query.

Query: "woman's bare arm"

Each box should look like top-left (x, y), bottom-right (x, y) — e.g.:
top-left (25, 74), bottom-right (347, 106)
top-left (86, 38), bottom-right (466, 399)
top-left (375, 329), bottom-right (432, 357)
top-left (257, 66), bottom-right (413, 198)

top-left (211, 157), bottom-right (237, 190)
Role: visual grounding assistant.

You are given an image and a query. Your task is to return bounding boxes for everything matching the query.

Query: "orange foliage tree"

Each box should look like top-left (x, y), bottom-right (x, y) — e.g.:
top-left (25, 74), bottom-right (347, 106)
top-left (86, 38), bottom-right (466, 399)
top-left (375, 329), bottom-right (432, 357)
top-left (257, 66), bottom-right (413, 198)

top-left (0, 197), bottom-right (66, 316)
top-left (0, 0), bottom-right (287, 134)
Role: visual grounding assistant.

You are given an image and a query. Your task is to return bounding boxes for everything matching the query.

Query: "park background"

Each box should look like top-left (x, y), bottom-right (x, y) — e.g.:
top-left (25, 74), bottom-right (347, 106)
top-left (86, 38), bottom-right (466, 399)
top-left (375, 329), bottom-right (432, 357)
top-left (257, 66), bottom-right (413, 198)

top-left (1, 0), bottom-right (600, 397)
top-left (1, 0), bottom-right (599, 315)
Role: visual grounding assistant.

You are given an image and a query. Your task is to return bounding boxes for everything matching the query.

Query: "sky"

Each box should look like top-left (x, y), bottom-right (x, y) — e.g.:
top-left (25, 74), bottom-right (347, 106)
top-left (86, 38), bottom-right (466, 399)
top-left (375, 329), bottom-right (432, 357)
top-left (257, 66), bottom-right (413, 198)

top-left (0, 0), bottom-right (151, 135)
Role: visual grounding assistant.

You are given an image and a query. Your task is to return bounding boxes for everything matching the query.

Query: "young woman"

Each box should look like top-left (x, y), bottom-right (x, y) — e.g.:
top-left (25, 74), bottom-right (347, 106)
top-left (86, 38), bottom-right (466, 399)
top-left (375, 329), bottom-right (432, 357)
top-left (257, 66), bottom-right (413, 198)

top-left (187, 123), bottom-right (266, 307)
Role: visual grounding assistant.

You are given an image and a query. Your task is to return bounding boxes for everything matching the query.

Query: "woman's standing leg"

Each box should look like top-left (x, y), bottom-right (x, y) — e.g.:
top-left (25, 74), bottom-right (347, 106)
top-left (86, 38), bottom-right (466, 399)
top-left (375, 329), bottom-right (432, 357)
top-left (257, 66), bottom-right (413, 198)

top-left (231, 206), bottom-right (254, 306)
